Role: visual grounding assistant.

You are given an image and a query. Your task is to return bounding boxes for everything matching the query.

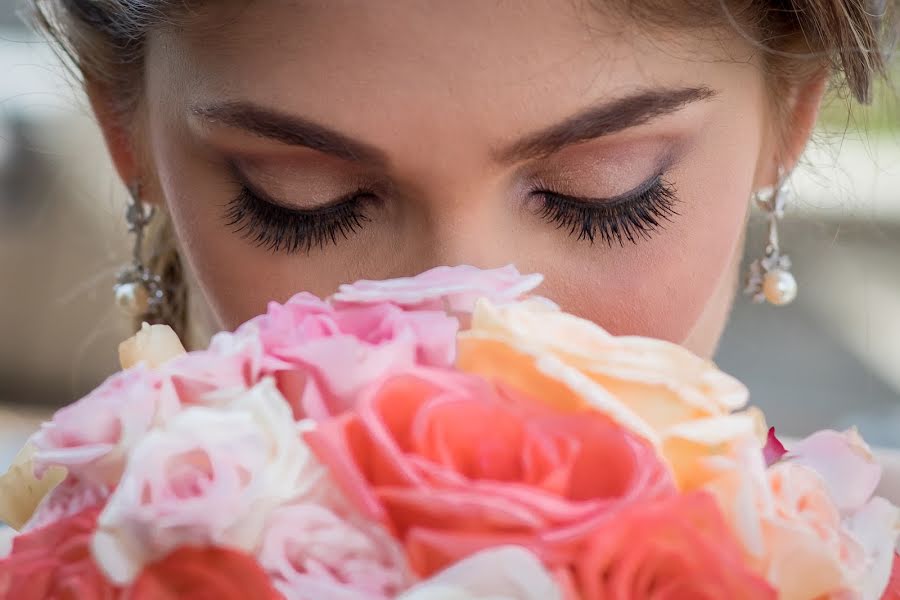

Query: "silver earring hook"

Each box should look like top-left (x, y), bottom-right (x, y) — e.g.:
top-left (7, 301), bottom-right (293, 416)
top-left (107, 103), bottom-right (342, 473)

top-left (744, 167), bottom-right (798, 306)
top-left (114, 181), bottom-right (165, 321)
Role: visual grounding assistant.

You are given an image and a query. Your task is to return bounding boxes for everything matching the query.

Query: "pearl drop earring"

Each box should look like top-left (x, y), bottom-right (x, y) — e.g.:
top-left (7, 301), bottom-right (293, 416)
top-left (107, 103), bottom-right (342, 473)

top-left (744, 168), bottom-right (798, 306)
top-left (113, 182), bottom-right (165, 320)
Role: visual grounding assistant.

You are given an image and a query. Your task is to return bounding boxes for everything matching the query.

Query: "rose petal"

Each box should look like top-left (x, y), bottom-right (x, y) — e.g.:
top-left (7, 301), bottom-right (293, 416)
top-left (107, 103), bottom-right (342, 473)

top-left (0, 444), bottom-right (66, 531)
top-left (763, 427), bottom-right (787, 467)
top-left (398, 546), bottom-right (562, 600)
top-left (119, 322), bottom-right (186, 370)
top-left (788, 429), bottom-right (882, 513)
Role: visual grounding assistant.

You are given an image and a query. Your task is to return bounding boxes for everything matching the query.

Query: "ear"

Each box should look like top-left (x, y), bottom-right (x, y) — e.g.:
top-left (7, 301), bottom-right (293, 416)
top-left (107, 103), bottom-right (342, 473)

top-left (85, 77), bottom-right (153, 201)
top-left (764, 71), bottom-right (829, 185)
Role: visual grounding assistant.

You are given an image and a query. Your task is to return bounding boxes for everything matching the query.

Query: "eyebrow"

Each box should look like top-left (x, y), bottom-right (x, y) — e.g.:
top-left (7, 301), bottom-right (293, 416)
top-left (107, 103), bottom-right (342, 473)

top-left (191, 102), bottom-right (390, 166)
top-left (494, 86), bottom-right (716, 163)
top-left (191, 85), bottom-right (715, 167)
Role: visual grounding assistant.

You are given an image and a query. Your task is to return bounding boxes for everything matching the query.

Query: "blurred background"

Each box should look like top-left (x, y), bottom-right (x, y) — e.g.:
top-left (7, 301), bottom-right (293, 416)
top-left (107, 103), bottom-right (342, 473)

top-left (0, 2), bottom-right (898, 472)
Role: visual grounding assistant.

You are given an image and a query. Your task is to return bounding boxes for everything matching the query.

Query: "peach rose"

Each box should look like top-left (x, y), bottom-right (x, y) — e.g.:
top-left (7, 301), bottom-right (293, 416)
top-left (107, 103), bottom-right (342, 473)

top-left (0, 443), bottom-right (66, 531)
top-left (118, 322), bottom-right (186, 370)
top-left (706, 433), bottom-right (900, 600)
top-left (304, 367), bottom-right (674, 576)
top-left (574, 492), bottom-right (775, 599)
top-left (458, 299), bottom-right (760, 489)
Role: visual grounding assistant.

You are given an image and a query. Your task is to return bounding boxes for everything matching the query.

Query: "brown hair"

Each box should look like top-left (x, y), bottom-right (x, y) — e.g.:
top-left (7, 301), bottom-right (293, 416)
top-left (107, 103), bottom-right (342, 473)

top-left (28, 0), bottom-right (898, 345)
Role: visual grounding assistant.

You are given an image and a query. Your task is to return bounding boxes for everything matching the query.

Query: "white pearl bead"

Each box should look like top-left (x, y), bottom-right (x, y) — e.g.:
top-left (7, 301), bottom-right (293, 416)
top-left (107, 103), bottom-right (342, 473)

top-left (762, 269), bottom-right (797, 306)
top-left (114, 282), bottom-right (150, 316)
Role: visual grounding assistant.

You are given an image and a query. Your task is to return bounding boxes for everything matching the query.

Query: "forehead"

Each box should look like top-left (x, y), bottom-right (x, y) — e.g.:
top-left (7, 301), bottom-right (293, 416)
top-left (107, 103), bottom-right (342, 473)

top-left (147, 0), bottom-right (757, 161)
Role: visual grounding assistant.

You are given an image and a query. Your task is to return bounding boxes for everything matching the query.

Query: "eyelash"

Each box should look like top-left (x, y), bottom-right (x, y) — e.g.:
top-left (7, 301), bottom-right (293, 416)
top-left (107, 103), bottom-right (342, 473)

top-left (225, 174), bottom-right (678, 254)
top-left (224, 186), bottom-right (376, 254)
top-left (533, 176), bottom-right (679, 246)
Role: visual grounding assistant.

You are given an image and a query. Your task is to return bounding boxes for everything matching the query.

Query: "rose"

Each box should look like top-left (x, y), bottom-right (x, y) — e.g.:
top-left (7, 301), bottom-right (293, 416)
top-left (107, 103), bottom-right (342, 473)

top-left (705, 431), bottom-right (900, 600)
top-left (574, 492), bottom-right (776, 599)
top-left (22, 476), bottom-right (109, 533)
top-left (216, 292), bottom-right (459, 419)
top-left (397, 546), bottom-right (563, 600)
top-left (118, 322), bottom-right (186, 370)
top-left (331, 264), bottom-right (548, 314)
top-left (0, 443), bottom-right (67, 531)
top-left (458, 299), bottom-right (761, 488)
top-left (257, 503), bottom-right (411, 600)
top-left (304, 367), bottom-right (674, 576)
top-left (884, 554), bottom-right (900, 600)
top-left (0, 506), bottom-right (121, 600)
top-left (91, 378), bottom-right (326, 585)
top-left (30, 364), bottom-right (179, 487)
top-left (130, 546), bottom-right (281, 600)
top-left (787, 429), bottom-right (883, 513)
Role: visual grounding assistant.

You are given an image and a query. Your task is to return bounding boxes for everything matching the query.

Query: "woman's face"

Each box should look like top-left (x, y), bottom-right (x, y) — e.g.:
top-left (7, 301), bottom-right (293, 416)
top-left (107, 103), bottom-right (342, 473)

top-left (136, 0), bottom-right (780, 357)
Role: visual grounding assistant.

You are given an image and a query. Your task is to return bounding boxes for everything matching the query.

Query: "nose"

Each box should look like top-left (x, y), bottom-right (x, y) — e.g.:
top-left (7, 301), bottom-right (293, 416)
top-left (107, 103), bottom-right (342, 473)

top-left (401, 186), bottom-right (523, 276)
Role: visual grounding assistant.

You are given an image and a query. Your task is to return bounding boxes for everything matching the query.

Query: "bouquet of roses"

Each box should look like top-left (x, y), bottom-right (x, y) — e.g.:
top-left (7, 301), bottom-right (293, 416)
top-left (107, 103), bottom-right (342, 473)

top-left (0, 265), bottom-right (898, 599)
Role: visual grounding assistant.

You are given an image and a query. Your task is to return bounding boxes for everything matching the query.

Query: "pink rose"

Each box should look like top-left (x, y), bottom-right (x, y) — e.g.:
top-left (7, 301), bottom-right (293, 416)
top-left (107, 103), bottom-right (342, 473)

top-left (91, 379), bottom-right (326, 585)
top-left (304, 367), bottom-right (674, 576)
top-left (257, 503), bottom-right (411, 600)
top-left (398, 546), bottom-right (563, 600)
top-left (222, 293), bottom-right (458, 418)
top-left (574, 492), bottom-right (776, 599)
top-left (30, 365), bottom-right (179, 486)
top-left (331, 264), bottom-right (548, 313)
top-left (24, 476), bottom-right (110, 533)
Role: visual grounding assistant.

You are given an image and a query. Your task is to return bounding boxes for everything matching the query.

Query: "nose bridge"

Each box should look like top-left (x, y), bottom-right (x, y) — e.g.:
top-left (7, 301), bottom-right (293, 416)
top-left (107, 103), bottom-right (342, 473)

top-left (404, 176), bottom-right (516, 273)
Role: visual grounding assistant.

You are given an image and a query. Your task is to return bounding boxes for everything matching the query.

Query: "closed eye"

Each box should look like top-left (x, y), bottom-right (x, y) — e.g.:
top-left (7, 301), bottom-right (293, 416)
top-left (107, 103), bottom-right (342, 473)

top-left (533, 175), bottom-right (679, 246)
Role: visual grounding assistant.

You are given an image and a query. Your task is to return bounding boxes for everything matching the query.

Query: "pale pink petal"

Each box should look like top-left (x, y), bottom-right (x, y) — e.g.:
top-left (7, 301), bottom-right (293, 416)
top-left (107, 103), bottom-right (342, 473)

top-left (398, 546), bottom-right (562, 600)
top-left (788, 429), bottom-right (882, 513)
top-left (331, 264), bottom-right (546, 313)
top-left (842, 496), bottom-right (900, 600)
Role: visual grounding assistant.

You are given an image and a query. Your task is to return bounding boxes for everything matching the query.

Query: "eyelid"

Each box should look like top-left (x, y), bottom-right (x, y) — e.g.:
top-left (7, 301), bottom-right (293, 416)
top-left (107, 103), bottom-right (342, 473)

top-left (532, 172), bottom-right (664, 206)
top-left (227, 160), bottom-right (373, 214)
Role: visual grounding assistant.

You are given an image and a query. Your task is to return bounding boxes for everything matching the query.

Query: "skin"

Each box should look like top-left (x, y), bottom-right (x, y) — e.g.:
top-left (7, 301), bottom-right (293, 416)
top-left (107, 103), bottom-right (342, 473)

top-left (92, 0), bottom-right (825, 358)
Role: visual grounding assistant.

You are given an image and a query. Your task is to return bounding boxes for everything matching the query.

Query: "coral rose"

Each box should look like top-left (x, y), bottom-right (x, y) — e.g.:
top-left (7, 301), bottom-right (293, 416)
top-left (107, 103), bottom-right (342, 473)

top-left (0, 505), bottom-right (121, 600)
top-left (130, 546), bottom-right (281, 600)
top-left (304, 367), bottom-right (674, 576)
top-left (574, 492), bottom-right (775, 599)
top-left (884, 554), bottom-right (900, 600)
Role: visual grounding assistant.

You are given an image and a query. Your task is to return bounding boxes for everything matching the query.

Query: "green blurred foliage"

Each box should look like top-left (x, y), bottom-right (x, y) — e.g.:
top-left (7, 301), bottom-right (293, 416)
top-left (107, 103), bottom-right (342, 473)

top-left (818, 61), bottom-right (899, 134)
